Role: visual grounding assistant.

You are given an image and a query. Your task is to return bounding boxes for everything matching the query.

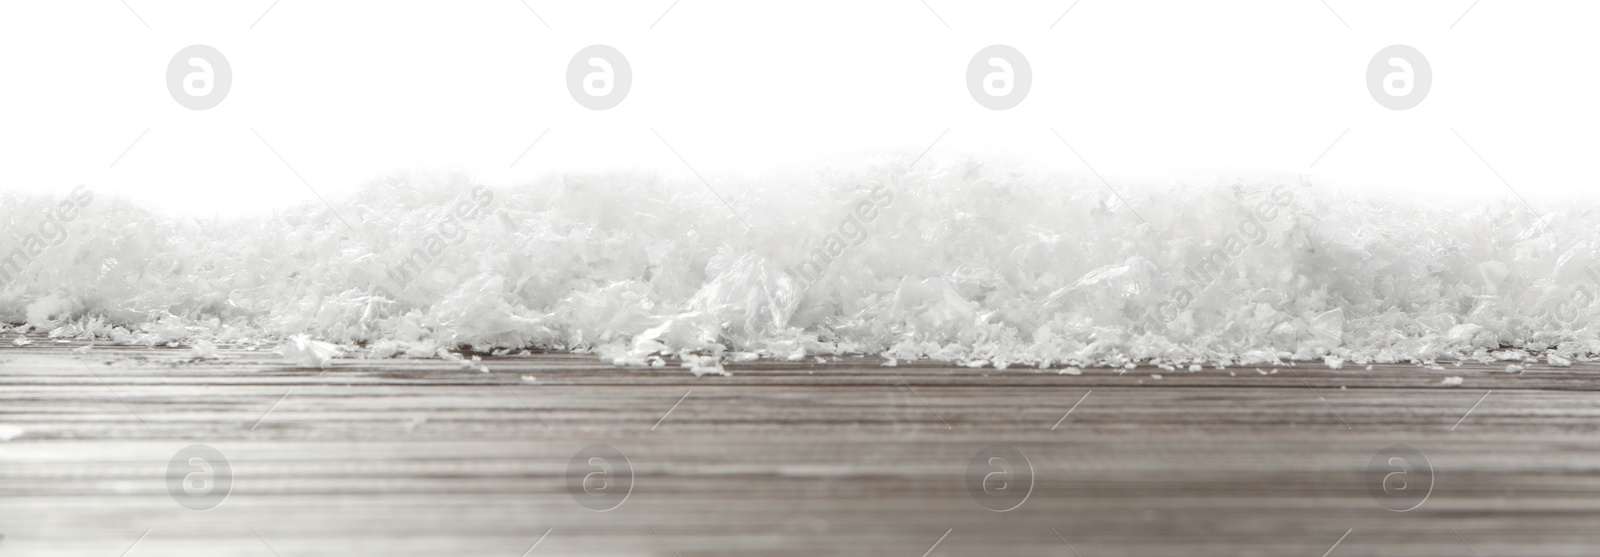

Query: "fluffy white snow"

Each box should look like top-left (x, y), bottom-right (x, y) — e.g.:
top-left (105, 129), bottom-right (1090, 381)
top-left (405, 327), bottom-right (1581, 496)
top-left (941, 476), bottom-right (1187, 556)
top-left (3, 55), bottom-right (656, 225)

top-left (4, 159), bottom-right (1600, 372)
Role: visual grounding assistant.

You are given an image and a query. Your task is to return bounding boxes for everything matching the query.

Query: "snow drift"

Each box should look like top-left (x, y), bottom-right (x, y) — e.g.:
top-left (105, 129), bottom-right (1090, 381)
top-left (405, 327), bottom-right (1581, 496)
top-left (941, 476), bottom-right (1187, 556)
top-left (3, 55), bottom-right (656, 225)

top-left (4, 157), bottom-right (1599, 371)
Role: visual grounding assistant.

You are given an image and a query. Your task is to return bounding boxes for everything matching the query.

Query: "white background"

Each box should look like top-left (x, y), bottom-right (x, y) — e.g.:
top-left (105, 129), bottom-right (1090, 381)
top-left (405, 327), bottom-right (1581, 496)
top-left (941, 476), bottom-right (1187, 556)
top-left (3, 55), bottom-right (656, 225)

top-left (1, 0), bottom-right (1595, 217)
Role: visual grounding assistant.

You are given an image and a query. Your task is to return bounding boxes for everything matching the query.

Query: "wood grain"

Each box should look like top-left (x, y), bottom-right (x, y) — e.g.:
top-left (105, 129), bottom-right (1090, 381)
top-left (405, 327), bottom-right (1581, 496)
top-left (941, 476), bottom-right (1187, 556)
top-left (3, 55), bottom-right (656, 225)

top-left (1, 341), bottom-right (1597, 556)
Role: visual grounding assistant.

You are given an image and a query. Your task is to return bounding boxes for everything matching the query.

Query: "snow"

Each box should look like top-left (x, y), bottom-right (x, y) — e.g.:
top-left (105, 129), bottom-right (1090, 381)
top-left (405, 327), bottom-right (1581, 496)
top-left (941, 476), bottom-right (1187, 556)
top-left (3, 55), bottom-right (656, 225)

top-left (1441, 376), bottom-right (1464, 387)
top-left (189, 339), bottom-right (219, 359)
top-left (278, 334), bottom-right (341, 369)
top-left (5, 162), bottom-right (1600, 374)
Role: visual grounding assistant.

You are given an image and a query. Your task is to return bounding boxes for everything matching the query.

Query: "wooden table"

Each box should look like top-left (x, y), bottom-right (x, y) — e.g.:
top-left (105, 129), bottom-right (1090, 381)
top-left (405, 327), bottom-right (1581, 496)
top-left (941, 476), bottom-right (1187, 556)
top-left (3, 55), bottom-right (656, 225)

top-left (2, 341), bottom-right (1597, 556)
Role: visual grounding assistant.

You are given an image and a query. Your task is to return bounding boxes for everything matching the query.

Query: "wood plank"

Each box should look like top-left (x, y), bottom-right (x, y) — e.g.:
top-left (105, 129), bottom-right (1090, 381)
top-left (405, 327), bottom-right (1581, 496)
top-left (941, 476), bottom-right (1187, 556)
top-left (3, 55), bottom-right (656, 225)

top-left (1, 341), bottom-right (1597, 556)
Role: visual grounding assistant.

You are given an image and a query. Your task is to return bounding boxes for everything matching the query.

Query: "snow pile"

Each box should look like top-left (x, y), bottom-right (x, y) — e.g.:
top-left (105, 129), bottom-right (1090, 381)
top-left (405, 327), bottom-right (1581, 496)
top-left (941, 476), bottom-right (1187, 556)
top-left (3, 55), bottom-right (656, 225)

top-left (4, 159), bottom-right (1600, 371)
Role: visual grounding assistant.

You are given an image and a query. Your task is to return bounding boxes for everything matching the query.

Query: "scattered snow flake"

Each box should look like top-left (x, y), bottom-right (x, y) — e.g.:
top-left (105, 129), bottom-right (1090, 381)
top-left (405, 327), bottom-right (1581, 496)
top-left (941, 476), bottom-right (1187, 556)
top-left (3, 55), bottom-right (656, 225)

top-left (12, 335), bottom-right (31, 347)
top-left (1441, 376), bottom-right (1464, 387)
top-left (519, 375), bottom-right (537, 383)
top-left (683, 355), bottom-right (729, 377)
top-left (0, 425), bottom-right (24, 441)
top-left (279, 334), bottom-right (341, 369)
top-left (190, 339), bottom-right (219, 359)
top-left (369, 341), bottom-right (401, 359)
top-left (1059, 366), bottom-right (1082, 375)
top-left (1505, 364), bottom-right (1525, 374)
top-left (1548, 354), bottom-right (1573, 367)
top-left (1188, 364), bottom-right (1203, 373)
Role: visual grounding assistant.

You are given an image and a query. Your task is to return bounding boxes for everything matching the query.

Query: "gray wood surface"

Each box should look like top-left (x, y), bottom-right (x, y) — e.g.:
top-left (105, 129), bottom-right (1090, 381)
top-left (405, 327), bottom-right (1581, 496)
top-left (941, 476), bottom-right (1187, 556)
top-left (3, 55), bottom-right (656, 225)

top-left (1, 341), bottom-right (1597, 556)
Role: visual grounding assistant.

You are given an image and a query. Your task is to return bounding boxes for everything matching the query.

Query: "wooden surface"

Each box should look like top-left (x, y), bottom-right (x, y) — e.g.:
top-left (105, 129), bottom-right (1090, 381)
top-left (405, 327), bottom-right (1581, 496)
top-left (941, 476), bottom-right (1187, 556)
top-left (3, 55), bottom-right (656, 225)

top-left (2, 341), bottom-right (1598, 556)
